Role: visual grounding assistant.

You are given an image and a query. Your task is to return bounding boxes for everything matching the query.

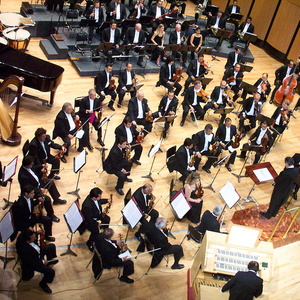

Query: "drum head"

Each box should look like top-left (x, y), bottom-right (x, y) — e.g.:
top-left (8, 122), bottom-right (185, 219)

top-left (0, 12), bottom-right (23, 27)
top-left (3, 28), bottom-right (31, 41)
top-left (0, 37), bottom-right (8, 45)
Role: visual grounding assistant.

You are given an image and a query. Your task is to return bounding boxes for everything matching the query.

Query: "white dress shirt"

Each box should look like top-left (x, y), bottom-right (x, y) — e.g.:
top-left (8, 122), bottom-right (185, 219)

top-left (217, 88), bottom-right (224, 104)
top-left (196, 61), bottom-right (201, 77)
top-left (65, 112), bottom-right (76, 131)
top-left (109, 29), bottom-right (115, 43)
top-left (126, 71), bottom-right (133, 85)
top-left (214, 17), bottom-right (220, 28)
top-left (125, 126), bottom-right (133, 144)
top-left (242, 23), bottom-right (250, 34)
top-left (203, 133), bottom-right (213, 152)
top-left (40, 140), bottom-right (48, 160)
top-left (246, 100), bottom-right (256, 116)
top-left (105, 71), bottom-right (110, 88)
top-left (133, 30), bottom-right (139, 44)
top-left (155, 6), bottom-right (161, 18)
top-left (225, 126), bottom-right (231, 142)
top-left (25, 196), bottom-right (32, 213)
top-left (115, 3), bottom-right (121, 19)
top-left (24, 167), bottom-right (40, 187)
top-left (94, 7), bottom-right (99, 22)
top-left (164, 98), bottom-right (172, 112)
top-left (137, 100), bottom-right (143, 118)
top-left (176, 31), bottom-right (181, 44)
top-left (256, 128), bottom-right (267, 145)
top-left (168, 64), bottom-right (172, 80)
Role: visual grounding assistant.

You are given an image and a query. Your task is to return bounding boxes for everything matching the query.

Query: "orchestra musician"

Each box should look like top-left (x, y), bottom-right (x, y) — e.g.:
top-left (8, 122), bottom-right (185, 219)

top-left (85, 0), bottom-right (104, 41)
top-left (18, 155), bottom-right (66, 208)
top-left (141, 217), bottom-right (184, 269)
top-left (237, 120), bottom-right (272, 165)
top-left (16, 228), bottom-right (58, 294)
top-left (180, 81), bottom-right (206, 126)
top-left (182, 53), bottom-right (206, 96)
top-left (223, 63), bottom-right (244, 101)
top-left (127, 90), bottom-right (153, 134)
top-left (28, 128), bottom-right (66, 179)
top-left (215, 117), bottom-right (237, 172)
top-left (13, 185), bottom-right (55, 242)
top-left (117, 63), bottom-right (138, 107)
top-left (225, 0), bottom-right (240, 33)
top-left (148, 0), bottom-right (167, 31)
top-left (224, 47), bottom-right (245, 70)
top-left (228, 16), bottom-right (255, 48)
top-left (115, 116), bottom-right (143, 165)
top-left (103, 136), bottom-right (133, 196)
top-left (203, 80), bottom-right (234, 125)
top-left (260, 157), bottom-right (298, 219)
top-left (254, 73), bottom-right (271, 103)
top-left (106, 0), bottom-right (127, 21)
top-left (53, 102), bottom-right (84, 162)
top-left (183, 172), bottom-right (203, 223)
top-left (94, 228), bottom-right (135, 283)
top-left (238, 92), bottom-right (261, 135)
top-left (169, 24), bottom-right (187, 67)
top-left (46, 0), bottom-right (64, 13)
top-left (124, 24), bottom-right (146, 68)
top-left (193, 123), bottom-right (220, 174)
top-left (79, 88), bottom-right (104, 148)
top-left (151, 23), bottom-right (165, 66)
top-left (169, 0), bottom-right (186, 18)
top-left (188, 27), bottom-right (203, 61)
top-left (269, 60), bottom-right (295, 104)
top-left (159, 55), bottom-right (182, 96)
top-left (95, 63), bottom-right (117, 111)
top-left (194, 0), bottom-right (211, 24)
top-left (81, 187), bottom-right (112, 252)
top-left (130, 0), bottom-right (146, 19)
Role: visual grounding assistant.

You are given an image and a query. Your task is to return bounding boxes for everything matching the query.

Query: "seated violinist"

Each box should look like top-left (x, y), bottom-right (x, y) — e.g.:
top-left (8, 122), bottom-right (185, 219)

top-left (254, 73), bottom-right (271, 103)
top-left (79, 89), bottom-right (104, 148)
top-left (81, 187), bottom-right (112, 252)
top-left (237, 120), bottom-right (273, 165)
top-left (223, 63), bottom-right (244, 101)
top-left (203, 80), bottom-right (233, 125)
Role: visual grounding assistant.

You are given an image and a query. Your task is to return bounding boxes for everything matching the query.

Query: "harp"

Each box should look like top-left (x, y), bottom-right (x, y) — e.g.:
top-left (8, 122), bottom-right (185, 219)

top-left (0, 75), bottom-right (24, 146)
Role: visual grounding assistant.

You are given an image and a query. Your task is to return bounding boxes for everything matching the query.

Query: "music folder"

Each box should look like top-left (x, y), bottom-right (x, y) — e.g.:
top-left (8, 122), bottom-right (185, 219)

top-left (121, 197), bottom-right (143, 229)
top-left (219, 181), bottom-right (240, 209)
top-left (170, 189), bottom-right (191, 220)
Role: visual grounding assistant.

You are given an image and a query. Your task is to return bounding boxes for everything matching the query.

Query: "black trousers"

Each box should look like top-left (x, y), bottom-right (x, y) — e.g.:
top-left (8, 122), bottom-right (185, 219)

top-left (137, 209), bottom-right (159, 234)
top-left (45, 155), bottom-right (60, 178)
top-left (221, 143), bottom-right (237, 166)
top-left (35, 212), bottom-right (53, 238)
top-left (204, 102), bottom-right (227, 124)
top-left (170, 2), bottom-right (186, 14)
top-left (86, 215), bottom-right (110, 246)
top-left (240, 141), bottom-right (264, 165)
top-left (81, 118), bottom-right (103, 146)
top-left (41, 180), bottom-right (61, 203)
top-left (118, 85), bottom-right (135, 105)
top-left (181, 104), bottom-right (204, 125)
top-left (107, 162), bottom-right (133, 189)
top-left (112, 259), bottom-right (134, 277)
top-left (175, 166), bottom-right (191, 183)
top-left (162, 80), bottom-right (182, 96)
top-left (136, 118), bottom-right (153, 135)
top-left (59, 128), bottom-right (84, 154)
top-left (130, 143), bottom-right (143, 161)
top-left (270, 124), bottom-right (285, 145)
top-left (99, 87), bottom-right (117, 108)
top-left (151, 245), bottom-right (183, 268)
top-left (152, 111), bottom-right (173, 135)
top-left (239, 115), bottom-right (256, 134)
top-left (194, 150), bottom-right (218, 170)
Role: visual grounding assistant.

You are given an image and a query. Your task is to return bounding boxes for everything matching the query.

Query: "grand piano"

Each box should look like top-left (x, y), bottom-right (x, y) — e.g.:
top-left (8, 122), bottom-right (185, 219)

top-left (0, 44), bottom-right (64, 106)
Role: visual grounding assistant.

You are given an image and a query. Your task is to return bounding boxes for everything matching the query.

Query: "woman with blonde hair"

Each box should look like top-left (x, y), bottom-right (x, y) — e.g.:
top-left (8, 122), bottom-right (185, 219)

top-left (151, 24), bottom-right (165, 66)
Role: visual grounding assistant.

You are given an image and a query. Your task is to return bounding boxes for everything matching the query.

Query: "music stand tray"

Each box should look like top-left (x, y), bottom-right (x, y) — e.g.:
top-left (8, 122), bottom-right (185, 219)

top-left (240, 81), bottom-right (257, 94)
top-left (128, 83), bottom-right (144, 92)
top-left (228, 13), bottom-right (243, 21)
top-left (256, 114), bottom-right (275, 127)
top-left (243, 32), bottom-right (258, 44)
top-left (96, 42), bottom-right (114, 52)
top-left (144, 43), bottom-right (158, 52)
top-left (164, 44), bottom-right (181, 52)
top-left (214, 107), bottom-right (234, 115)
top-left (99, 21), bottom-right (112, 31)
top-left (206, 5), bottom-right (219, 15)
top-left (121, 19), bottom-right (137, 28)
top-left (139, 15), bottom-right (154, 26)
top-left (200, 77), bottom-right (213, 86)
top-left (79, 18), bottom-right (96, 28)
top-left (199, 47), bottom-right (213, 55)
top-left (240, 64), bottom-right (253, 73)
top-left (178, 45), bottom-right (196, 52)
top-left (154, 115), bottom-right (177, 123)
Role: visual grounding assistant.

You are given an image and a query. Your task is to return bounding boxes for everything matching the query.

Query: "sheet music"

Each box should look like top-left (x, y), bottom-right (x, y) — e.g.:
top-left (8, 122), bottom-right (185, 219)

top-left (149, 139), bottom-right (163, 158)
top-left (219, 181), bottom-right (240, 209)
top-left (253, 167), bottom-right (273, 182)
top-left (3, 156), bottom-right (18, 183)
top-left (228, 225), bottom-right (260, 248)
top-left (63, 201), bottom-right (83, 233)
top-left (0, 211), bottom-right (14, 244)
top-left (122, 198), bottom-right (143, 229)
top-left (74, 150), bottom-right (86, 173)
top-left (228, 145), bottom-right (236, 152)
top-left (118, 249), bottom-right (131, 259)
top-left (170, 190), bottom-right (191, 219)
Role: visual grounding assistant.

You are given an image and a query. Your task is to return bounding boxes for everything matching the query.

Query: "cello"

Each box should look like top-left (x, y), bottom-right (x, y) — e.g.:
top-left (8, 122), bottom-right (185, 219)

top-left (274, 56), bottom-right (300, 104)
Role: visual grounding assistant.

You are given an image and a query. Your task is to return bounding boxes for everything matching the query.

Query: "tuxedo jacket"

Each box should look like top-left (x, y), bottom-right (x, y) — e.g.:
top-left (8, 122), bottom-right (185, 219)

top-left (102, 27), bottom-right (121, 45)
top-left (183, 86), bottom-right (206, 106)
top-left (238, 22), bottom-right (255, 34)
top-left (129, 2), bottom-right (146, 16)
top-left (96, 70), bottom-right (112, 93)
top-left (117, 69), bottom-right (136, 90)
top-left (18, 165), bottom-right (43, 198)
top-left (125, 28), bottom-right (146, 45)
top-left (86, 6), bottom-right (104, 25)
top-left (81, 195), bottom-right (108, 232)
top-left (53, 110), bottom-right (77, 139)
top-left (249, 126), bottom-right (272, 145)
top-left (157, 95), bottom-right (178, 115)
top-left (271, 106), bottom-right (291, 128)
top-left (254, 78), bottom-right (271, 96)
top-left (210, 86), bottom-right (232, 106)
top-left (225, 51), bottom-right (245, 69)
top-left (197, 0), bottom-right (211, 6)
top-left (127, 97), bottom-right (150, 121)
top-left (132, 187), bottom-right (151, 213)
top-left (159, 63), bottom-right (175, 86)
top-left (223, 68), bottom-right (244, 86)
top-left (192, 130), bottom-right (215, 153)
top-left (28, 135), bottom-right (62, 167)
top-left (195, 210), bottom-right (220, 236)
top-left (186, 60), bottom-right (206, 78)
top-left (275, 65), bottom-right (292, 82)
top-left (175, 145), bottom-right (193, 172)
top-left (148, 5), bottom-right (166, 17)
top-left (104, 143), bottom-right (127, 173)
top-left (106, 2), bottom-right (127, 20)
top-left (78, 96), bottom-right (102, 122)
top-left (222, 271), bottom-right (263, 300)
top-left (114, 122), bottom-right (139, 144)
top-left (207, 16), bottom-right (226, 29)
top-left (226, 4), bottom-right (240, 16)
top-left (241, 97), bottom-right (261, 116)
top-left (168, 30), bottom-right (185, 45)
top-left (216, 124), bottom-right (237, 142)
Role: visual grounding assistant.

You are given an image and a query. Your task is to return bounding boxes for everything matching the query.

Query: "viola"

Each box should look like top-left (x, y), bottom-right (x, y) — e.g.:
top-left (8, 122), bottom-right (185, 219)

top-left (197, 88), bottom-right (210, 101)
top-left (42, 159), bottom-right (48, 183)
top-left (195, 183), bottom-right (204, 198)
top-left (145, 111), bottom-right (153, 122)
top-left (55, 143), bottom-right (67, 160)
top-left (210, 142), bottom-right (218, 156)
top-left (95, 110), bottom-right (102, 123)
top-left (118, 234), bottom-right (128, 253)
top-left (126, 146), bottom-right (131, 162)
top-left (232, 134), bottom-right (242, 148)
top-left (148, 194), bottom-right (155, 210)
top-left (261, 136), bottom-right (268, 153)
top-left (173, 66), bottom-right (183, 83)
top-left (226, 76), bottom-right (243, 84)
top-left (109, 77), bottom-right (116, 90)
top-left (280, 110), bottom-right (289, 123)
top-left (136, 132), bottom-right (144, 144)
top-left (102, 194), bottom-right (113, 217)
top-left (200, 60), bottom-right (214, 75)
top-left (71, 110), bottom-right (82, 130)
top-left (39, 224), bottom-right (46, 251)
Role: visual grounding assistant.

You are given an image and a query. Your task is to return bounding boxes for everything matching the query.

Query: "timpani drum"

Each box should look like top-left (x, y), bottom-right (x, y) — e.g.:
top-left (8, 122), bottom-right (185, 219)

top-left (0, 13), bottom-right (24, 28)
top-left (3, 27), bottom-right (31, 51)
top-left (0, 37), bottom-right (8, 45)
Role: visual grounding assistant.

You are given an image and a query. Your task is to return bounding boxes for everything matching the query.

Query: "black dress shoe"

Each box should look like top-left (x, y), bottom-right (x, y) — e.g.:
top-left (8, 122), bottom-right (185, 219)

top-left (180, 121), bottom-right (184, 127)
top-left (117, 103), bottom-right (122, 108)
top-left (171, 263), bottom-right (184, 270)
top-left (163, 130), bottom-right (167, 139)
top-left (108, 105), bottom-right (115, 111)
top-left (119, 276), bottom-right (134, 283)
top-left (48, 174), bottom-right (61, 180)
top-left (115, 187), bottom-right (124, 195)
top-left (39, 282), bottom-right (52, 293)
top-left (87, 144), bottom-right (94, 151)
top-left (237, 155), bottom-right (245, 159)
top-left (125, 177), bottom-right (133, 182)
top-left (47, 259), bottom-right (59, 266)
top-left (51, 215), bottom-right (60, 223)
top-left (135, 232), bottom-right (143, 242)
top-left (45, 236), bottom-right (55, 242)
top-left (132, 160), bottom-right (141, 165)
top-left (53, 199), bottom-right (67, 205)
top-left (293, 192), bottom-right (298, 200)
top-left (260, 212), bottom-right (270, 219)
top-left (61, 157), bottom-right (67, 163)
top-left (225, 164), bottom-right (232, 172)
top-left (77, 148), bottom-right (84, 152)
top-left (137, 62), bottom-right (145, 68)
top-left (98, 139), bottom-right (105, 147)
top-left (202, 167), bottom-right (211, 174)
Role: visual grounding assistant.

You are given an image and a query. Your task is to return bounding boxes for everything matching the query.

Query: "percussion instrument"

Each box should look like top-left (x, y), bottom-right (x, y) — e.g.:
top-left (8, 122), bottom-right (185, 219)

top-left (0, 37), bottom-right (8, 45)
top-left (0, 12), bottom-right (34, 28)
top-left (3, 27), bottom-right (31, 51)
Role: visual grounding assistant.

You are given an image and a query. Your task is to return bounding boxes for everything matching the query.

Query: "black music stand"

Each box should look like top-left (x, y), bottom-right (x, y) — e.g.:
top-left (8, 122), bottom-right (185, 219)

top-left (164, 44), bottom-right (181, 53)
top-left (144, 43), bottom-right (158, 56)
top-left (97, 112), bottom-right (115, 151)
top-left (256, 114), bottom-right (275, 127)
top-left (206, 5), bottom-right (219, 16)
top-left (99, 21), bottom-right (112, 31)
top-left (121, 19), bottom-right (137, 29)
top-left (214, 29), bottom-right (231, 50)
top-left (241, 33), bottom-right (257, 53)
top-left (200, 77), bottom-right (213, 86)
top-left (227, 13), bottom-right (243, 22)
top-left (139, 15), bottom-right (154, 27)
top-left (79, 18), bottom-right (96, 41)
top-left (178, 45), bottom-right (196, 53)
top-left (199, 47), bottom-right (216, 61)
top-left (240, 63), bottom-right (253, 73)
top-left (213, 106), bottom-right (234, 117)
top-left (181, 19), bottom-right (196, 31)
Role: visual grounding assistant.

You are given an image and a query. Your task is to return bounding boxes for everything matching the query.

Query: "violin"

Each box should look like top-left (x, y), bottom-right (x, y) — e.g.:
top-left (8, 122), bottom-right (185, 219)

top-left (200, 60), bottom-right (214, 75)
top-left (55, 143), bottom-right (67, 160)
top-left (280, 110), bottom-right (289, 123)
top-left (197, 88), bottom-right (210, 101)
top-left (145, 111), bottom-right (153, 122)
top-left (42, 159), bottom-right (48, 183)
top-left (222, 88), bottom-right (234, 102)
top-left (71, 110), bottom-right (82, 130)
top-left (173, 65), bottom-right (183, 83)
top-left (148, 194), bottom-right (155, 210)
top-left (226, 76), bottom-right (243, 84)
top-left (261, 82), bottom-right (268, 93)
top-left (136, 132), bottom-right (144, 144)
top-left (118, 233), bottom-right (129, 253)
top-left (261, 135), bottom-right (268, 153)
top-left (189, 154), bottom-right (195, 167)
top-left (126, 145), bottom-right (131, 162)
top-left (102, 194), bottom-right (113, 217)
top-left (38, 224), bottom-right (46, 251)
top-left (232, 134), bottom-right (242, 148)
top-left (95, 110), bottom-right (102, 123)
top-left (109, 77), bottom-right (116, 90)
top-left (195, 183), bottom-right (204, 198)
top-left (210, 142), bottom-right (219, 156)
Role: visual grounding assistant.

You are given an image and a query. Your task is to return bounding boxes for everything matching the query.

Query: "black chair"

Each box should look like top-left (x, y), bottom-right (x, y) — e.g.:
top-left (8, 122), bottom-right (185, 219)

top-left (64, 9), bottom-right (80, 38)
top-left (157, 145), bottom-right (177, 175)
top-left (75, 31), bottom-right (92, 58)
top-left (188, 224), bottom-right (202, 244)
top-left (22, 139), bottom-right (30, 156)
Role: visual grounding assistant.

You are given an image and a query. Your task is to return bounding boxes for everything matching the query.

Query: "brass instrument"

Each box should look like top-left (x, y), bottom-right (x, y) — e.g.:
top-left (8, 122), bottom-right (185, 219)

top-left (194, 1), bottom-right (207, 18)
top-left (237, 30), bottom-right (245, 39)
top-left (211, 27), bottom-right (219, 36)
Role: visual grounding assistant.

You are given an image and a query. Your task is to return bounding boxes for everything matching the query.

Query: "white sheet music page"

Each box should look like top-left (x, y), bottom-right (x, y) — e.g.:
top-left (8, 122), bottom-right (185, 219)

top-left (118, 249), bottom-right (131, 259)
top-left (228, 225), bottom-right (260, 248)
top-left (64, 201), bottom-right (83, 233)
top-left (253, 167), bottom-right (273, 182)
top-left (0, 211), bottom-right (14, 244)
top-left (219, 181), bottom-right (240, 209)
top-left (122, 198), bottom-right (143, 229)
top-left (170, 190), bottom-right (191, 219)
top-left (3, 156), bottom-right (18, 183)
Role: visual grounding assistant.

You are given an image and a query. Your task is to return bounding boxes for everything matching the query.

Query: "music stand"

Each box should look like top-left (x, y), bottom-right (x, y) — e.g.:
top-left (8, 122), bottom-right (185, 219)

top-left (199, 47), bottom-right (216, 61)
top-left (239, 162), bottom-right (278, 207)
top-left (121, 19), bottom-right (137, 29)
top-left (219, 181), bottom-right (242, 210)
top-left (164, 44), bottom-right (181, 53)
top-left (236, 81), bottom-right (257, 111)
top-left (142, 139), bottom-right (163, 182)
top-left (214, 106), bottom-right (234, 115)
top-left (1, 156), bottom-right (18, 210)
top-left (256, 114), bottom-right (275, 127)
top-left (144, 43), bottom-right (158, 55)
top-left (242, 33), bottom-right (257, 53)
top-left (67, 150), bottom-right (87, 199)
top-left (214, 29), bottom-right (231, 50)
top-left (61, 200), bottom-right (84, 257)
top-left (181, 19), bottom-right (196, 31)
top-left (97, 112), bottom-right (115, 151)
top-left (128, 83), bottom-right (144, 93)
top-left (178, 45), bottom-right (196, 53)
top-left (121, 197), bottom-right (143, 229)
top-left (139, 15), bottom-right (154, 27)
top-left (200, 77), bottom-right (213, 86)
top-left (99, 21), bottom-right (112, 31)
top-left (154, 115), bottom-right (177, 123)
top-left (240, 63), bottom-right (253, 73)
top-left (228, 13), bottom-right (243, 23)
top-left (206, 5), bottom-right (219, 16)
top-left (0, 209), bottom-right (15, 268)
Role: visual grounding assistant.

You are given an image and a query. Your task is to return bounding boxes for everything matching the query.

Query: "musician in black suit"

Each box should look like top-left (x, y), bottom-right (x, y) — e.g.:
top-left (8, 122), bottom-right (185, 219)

top-left (193, 123), bottom-right (220, 173)
top-left (142, 217), bottom-right (184, 269)
top-left (224, 47), bottom-right (245, 70)
top-left (148, 0), bottom-right (167, 31)
top-left (225, 0), bottom-right (241, 33)
top-left (194, 0), bottom-right (212, 23)
top-left (182, 54), bottom-right (207, 95)
top-left (203, 10), bottom-right (226, 46)
top-left (79, 89), bottom-right (104, 148)
top-left (221, 261), bottom-right (263, 300)
top-left (238, 92), bottom-right (261, 134)
top-left (270, 60), bottom-right (295, 104)
top-left (53, 102), bottom-right (85, 161)
top-left (124, 23), bottom-right (146, 67)
top-left (16, 229), bottom-right (57, 294)
top-left (180, 81), bottom-right (206, 126)
top-left (101, 22), bottom-right (122, 61)
top-left (95, 63), bottom-right (117, 111)
top-left (168, 24), bottom-right (187, 67)
top-left (117, 63), bottom-right (137, 107)
top-left (103, 136), bottom-right (133, 196)
top-left (170, 0), bottom-right (186, 17)
top-left (129, 0), bottom-right (146, 19)
top-left (46, 0), bottom-right (64, 13)
top-left (106, 0), bottom-right (127, 21)
top-left (86, 0), bottom-right (104, 41)
top-left (228, 16), bottom-right (255, 48)
top-left (215, 118), bottom-right (237, 171)
top-left (159, 55), bottom-right (182, 96)
top-left (152, 90), bottom-right (178, 138)
top-left (238, 121), bottom-right (272, 165)
top-left (81, 187), bottom-right (111, 252)
top-left (203, 80), bottom-right (234, 125)
top-left (94, 228), bottom-right (135, 283)
top-left (115, 116), bottom-right (143, 165)
top-left (194, 205), bottom-right (222, 237)
top-left (18, 155), bottom-right (66, 207)
top-left (254, 73), bottom-right (271, 103)
top-left (223, 63), bottom-right (244, 101)
top-left (12, 185), bottom-right (54, 241)
top-left (28, 128), bottom-right (66, 179)
top-left (127, 90), bottom-right (153, 134)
